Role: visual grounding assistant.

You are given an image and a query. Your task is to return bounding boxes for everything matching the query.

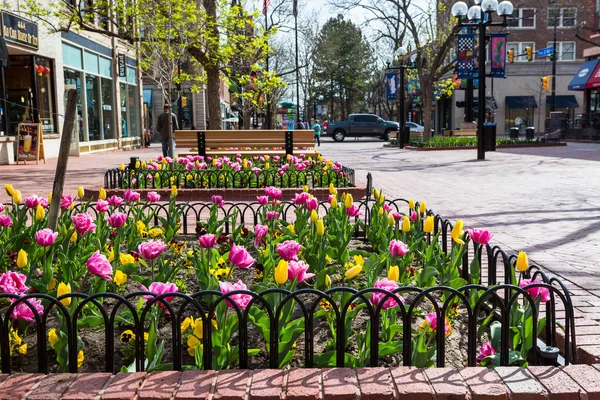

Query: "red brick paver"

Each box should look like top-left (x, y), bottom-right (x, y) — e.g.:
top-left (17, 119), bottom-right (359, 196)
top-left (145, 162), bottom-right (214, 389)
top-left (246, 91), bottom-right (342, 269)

top-left (138, 371), bottom-right (181, 400)
top-left (321, 368), bottom-right (359, 400)
top-left (528, 366), bottom-right (584, 400)
top-left (100, 372), bottom-right (146, 400)
top-left (389, 367), bottom-right (433, 399)
top-left (0, 373), bottom-right (44, 400)
top-left (284, 368), bottom-right (321, 400)
top-left (495, 367), bottom-right (548, 400)
top-left (62, 373), bottom-right (112, 400)
top-left (175, 370), bottom-right (216, 400)
top-left (423, 368), bottom-right (469, 400)
top-left (356, 368), bottom-right (395, 400)
top-left (459, 367), bottom-right (507, 400)
top-left (213, 370), bottom-right (250, 400)
top-left (26, 373), bottom-right (78, 400)
top-left (249, 370), bottom-right (284, 400)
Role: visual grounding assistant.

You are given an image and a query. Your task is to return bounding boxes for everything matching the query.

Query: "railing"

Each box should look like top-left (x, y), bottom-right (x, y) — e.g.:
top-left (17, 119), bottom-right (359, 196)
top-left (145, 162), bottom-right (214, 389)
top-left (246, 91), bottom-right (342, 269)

top-left (104, 166), bottom-right (356, 190)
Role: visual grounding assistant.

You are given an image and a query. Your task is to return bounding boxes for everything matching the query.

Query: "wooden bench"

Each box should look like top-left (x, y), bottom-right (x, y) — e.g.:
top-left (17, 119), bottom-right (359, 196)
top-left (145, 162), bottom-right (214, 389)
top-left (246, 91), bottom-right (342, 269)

top-left (388, 131), bottom-right (424, 141)
top-left (174, 130), bottom-right (317, 158)
top-left (452, 129), bottom-right (477, 137)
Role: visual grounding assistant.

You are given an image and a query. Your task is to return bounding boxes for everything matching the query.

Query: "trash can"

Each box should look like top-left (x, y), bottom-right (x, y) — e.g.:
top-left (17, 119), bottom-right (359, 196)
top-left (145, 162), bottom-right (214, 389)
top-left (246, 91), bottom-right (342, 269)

top-left (129, 157), bottom-right (139, 170)
top-left (526, 127), bottom-right (535, 140)
top-left (403, 126), bottom-right (411, 146)
top-left (510, 127), bottom-right (519, 139)
top-left (483, 123), bottom-right (497, 152)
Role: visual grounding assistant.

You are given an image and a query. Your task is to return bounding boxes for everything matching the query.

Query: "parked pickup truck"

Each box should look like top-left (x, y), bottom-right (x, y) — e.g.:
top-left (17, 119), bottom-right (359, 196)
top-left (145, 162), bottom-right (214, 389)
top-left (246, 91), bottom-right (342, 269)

top-left (324, 114), bottom-right (399, 142)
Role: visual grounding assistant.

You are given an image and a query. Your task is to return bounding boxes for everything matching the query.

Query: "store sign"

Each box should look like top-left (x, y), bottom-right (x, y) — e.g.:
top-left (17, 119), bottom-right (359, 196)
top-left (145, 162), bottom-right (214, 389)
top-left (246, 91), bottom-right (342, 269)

top-left (117, 54), bottom-right (126, 77)
top-left (1, 12), bottom-right (38, 49)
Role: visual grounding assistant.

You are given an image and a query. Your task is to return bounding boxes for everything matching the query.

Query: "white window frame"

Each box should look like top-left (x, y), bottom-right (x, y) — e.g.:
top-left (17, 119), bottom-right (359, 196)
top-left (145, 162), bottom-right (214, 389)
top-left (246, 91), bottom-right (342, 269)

top-left (547, 41), bottom-right (576, 61)
top-left (507, 42), bottom-right (535, 62)
top-left (509, 8), bottom-right (537, 29)
top-left (547, 8), bottom-right (577, 28)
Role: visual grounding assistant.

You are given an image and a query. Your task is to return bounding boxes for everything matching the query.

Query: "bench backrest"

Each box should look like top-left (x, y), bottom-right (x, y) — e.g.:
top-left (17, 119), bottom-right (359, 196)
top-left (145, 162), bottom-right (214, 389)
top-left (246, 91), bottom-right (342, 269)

top-left (174, 130), bottom-right (315, 156)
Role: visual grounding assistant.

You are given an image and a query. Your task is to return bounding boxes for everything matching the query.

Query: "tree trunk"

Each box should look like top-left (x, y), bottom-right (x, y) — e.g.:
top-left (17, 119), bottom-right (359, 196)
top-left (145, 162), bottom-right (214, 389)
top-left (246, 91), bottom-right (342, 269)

top-left (243, 100), bottom-right (251, 129)
top-left (421, 84), bottom-right (433, 141)
top-left (168, 81), bottom-right (174, 156)
top-left (206, 65), bottom-right (221, 130)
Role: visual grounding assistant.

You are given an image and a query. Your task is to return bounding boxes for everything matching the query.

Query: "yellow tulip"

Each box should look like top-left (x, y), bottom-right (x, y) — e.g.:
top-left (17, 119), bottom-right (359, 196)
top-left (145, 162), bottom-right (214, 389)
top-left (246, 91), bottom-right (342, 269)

top-left (388, 214), bottom-right (395, 226)
top-left (378, 207), bottom-right (384, 216)
top-left (303, 185), bottom-right (309, 193)
top-left (157, 164), bottom-right (162, 171)
top-left (423, 216), bottom-right (434, 233)
top-left (419, 201), bottom-right (427, 214)
top-left (57, 282), bottom-right (71, 306)
top-left (161, 157), bottom-right (168, 165)
top-left (142, 161), bottom-right (147, 169)
top-left (353, 255), bottom-right (365, 267)
top-left (114, 270), bottom-right (128, 285)
top-left (516, 251), bottom-right (529, 272)
top-left (451, 220), bottom-right (465, 245)
top-left (325, 274), bottom-right (332, 288)
top-left (287, 224), bottom-right (295, 234)
top-left (344, 193), bottom-right (353, 208)
top-left (372, 188), bottom-right (379, 199)
top-left (265, 162), bottom-right (270, 170)
top-left (275, 260), bottom-right (288, 285)
top-left (18, 344), bottom-right (27, 355)
top-left (402, 215), bottom-right (410, 232)
top-left (48, 278), bottom-right (57, 291)
top-left (99, 187), bottom-right (107, 200)
top-left (48, 328), bottom-right (58, 347)
top-left (135, 161), bottom-right (140, 169)
top-left (16, 249), bottom-right (27, 268)
top-left (378, 193), bottom-right (385, 205)
top-left (316, 219), bottom-right (325, 237)
top-left (35, 204), bottom-right (45, 221)
top-left (77, 186), bottom-right (85, 199)
top-left (77, 350), bottom-right (84, 368)
top-left (12, 190), bottom-right (22, 204)
top-left (70, 231), bottom-right (77, 244)
top-left (388, 265), bottom-right (400, 282)
top-left (310, 210), bottom-right (318, 223)
top-left (243, 159), bottom-right (248, 168)
top-left (171, 185), bottom-right (178, 197)
top-left (408, 199), bottom-right (415, 210)
top-left (4, 184), bottom-right (15, 197)
top-left (119, 164), bottom-right (125, 171)
top-left (329, 183), bottom-right (337, 195)
top-left (345, 264), bottom-right (362, 280)
top-left (331, 197), bottom-right (338, 209)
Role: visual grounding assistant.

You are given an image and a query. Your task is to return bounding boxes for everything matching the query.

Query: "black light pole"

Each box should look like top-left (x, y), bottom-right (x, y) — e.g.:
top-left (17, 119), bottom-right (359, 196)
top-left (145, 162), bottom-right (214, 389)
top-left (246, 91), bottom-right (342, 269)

top-left (452, 0), bottom-right (513, 160)
top-left (386, 47), bottom-right (415, 149)
top-left (264, 7), bottom-right (272, 129)
top-left (294, 0), bottom-right (300, 128)
top-left (550, 0), bottom-right (558, 112)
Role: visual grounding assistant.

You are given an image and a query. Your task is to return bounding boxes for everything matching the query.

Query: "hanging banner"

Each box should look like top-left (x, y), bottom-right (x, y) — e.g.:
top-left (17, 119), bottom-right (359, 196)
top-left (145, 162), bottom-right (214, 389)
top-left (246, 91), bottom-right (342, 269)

top-left (490, 33), bottom-right (507, 78)
top-left (457, 33), bottom-right (475, 79)
top-left (385, 72), bottom-right (398, 100)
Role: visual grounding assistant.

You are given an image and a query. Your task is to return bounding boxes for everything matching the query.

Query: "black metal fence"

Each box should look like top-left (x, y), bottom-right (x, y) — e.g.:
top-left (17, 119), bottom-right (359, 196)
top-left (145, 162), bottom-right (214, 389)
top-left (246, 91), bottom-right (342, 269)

top-left (103, 166), bottom-right (356, 190)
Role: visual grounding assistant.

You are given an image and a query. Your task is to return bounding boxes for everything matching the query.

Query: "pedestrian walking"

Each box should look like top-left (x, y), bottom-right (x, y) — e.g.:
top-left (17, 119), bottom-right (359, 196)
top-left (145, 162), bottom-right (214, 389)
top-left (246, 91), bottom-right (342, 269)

top-left (156, 104), bottom-right (178, 157)
top-left (311, 119), bottom-right (321, 146)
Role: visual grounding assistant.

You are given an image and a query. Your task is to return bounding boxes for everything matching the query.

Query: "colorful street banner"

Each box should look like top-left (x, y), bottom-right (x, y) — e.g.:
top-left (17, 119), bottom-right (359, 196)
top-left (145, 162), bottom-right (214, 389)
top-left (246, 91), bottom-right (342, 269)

top-left (386, 72), bottom-right (398, 100)
top-left (457, 33), bottom-right (475, 79)
top-left (490, 33), bottom-right (507, 78)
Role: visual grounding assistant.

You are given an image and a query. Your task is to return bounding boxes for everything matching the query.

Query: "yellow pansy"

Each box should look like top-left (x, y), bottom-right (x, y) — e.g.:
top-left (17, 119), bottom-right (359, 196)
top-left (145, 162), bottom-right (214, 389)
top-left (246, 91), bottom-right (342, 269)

top-left (57, 282), bottom-right (71, 306)
top-left (114, 270), bottom-right (128, 285)
top-left (11, 329), bottom-right (22, 345)
top-left (516, 251), bottom-right (529, 272)
top-left (181, 317), bottom-right (193, 332)
top-left (193, 319), bottom-right (204, 339)
top-left (275, 260), bottom-right (289, 285)
top-left (136, 220), bottom-right (147, 234)
top-left (35, 204), bottom-right (45, 221)
top-left (18, 344), bottom-right (27, 355)
top-left (48, 328), bottom-right (58, 347)
top-left (120, 253), bottom-right (135, 265)
top-left (388, 265), bottom-right (400, 282)
top-left (287, 224), bottom-right (295, 234)
top-left (353, 255), bottom-right (365, 267)
top-left (345, 264), bottom-right (362, 280)
top-left (120, 330), bottom-right (136, 344)
top-left (108, 248), bottom-right (115, 262)
top-left (16, 249), bottom-right (27, 268)
top-left (77, 350), bottom-right (84, 368)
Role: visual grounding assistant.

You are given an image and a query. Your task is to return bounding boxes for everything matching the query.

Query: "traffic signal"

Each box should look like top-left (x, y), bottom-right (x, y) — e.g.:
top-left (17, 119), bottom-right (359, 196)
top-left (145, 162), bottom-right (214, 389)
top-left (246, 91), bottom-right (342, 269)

top-left (508, 49), bottom-right (515, 63)
top-left (181, 96), bottom-right (187, 108)
top-left (526, 46), bottom-right (533, 62)
top-left (541, 76), bottom-right (550, 91)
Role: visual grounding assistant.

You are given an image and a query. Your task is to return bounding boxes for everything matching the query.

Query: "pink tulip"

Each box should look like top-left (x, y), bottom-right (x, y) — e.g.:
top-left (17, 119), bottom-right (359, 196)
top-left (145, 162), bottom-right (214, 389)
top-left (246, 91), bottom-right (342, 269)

top-left (265, 186), bottom-right (282, 200)
top-left (346, 205), bottom-right (362, 217)
top-left (96, 199), bottom-right (109, 213)
top-left (0, 271), bottom-right (28, 295)
top-left (124, 189), bottom-right (140, 203)
top-left (108, 212), bottom-right (127, 229)
top-left (327, 195), bottom-right (335, 204)
top-left (424, 312), bottom-right (452, 335)
top-left (107, 195), bottom-right (124, 207)
top-left (199, 233), bottom-right (217, 248)
top-left (72, 213), bottom-right (97, 236)
top-left (138, 240), bottom-right (168, 260)
top-left (228, 244), bottom-right (255, 269)
top-left (305, 197), bottom-right (318, 211)
top-left (287, 260), bottom-right (315, 283)
top-left (219, 280), bottom-right (252, 310)
top-left (10, 298), bottom-right (44, 322)
top-left (476, 342), bottom-right (496, 362)
top-left (257, 196), bottom-right (269, 205)
top-left (293, 192), bottom-right (309, 205)
top-left (254, 225), bottom-right (268, 247)
top-left (40, 198), bottom-right (49, 208)
top-left (35, 228), bottom-right (58, 247)
top-left (266, 211), bottom-right (279, 221)
top-left (0, 203), bottom-right (5, 213)
top-left (468, 229), bottom-right (493, 245)
top-left (370, 279), bottom-right (404, 310)
top-left (147, 191), bottom-right (161, 203)
top-left (276, 240), bottom-right (302, 261)
top-left (141, 281), bottom-right (178, 303)
top-left (410, 211), bottom-right (418, 222)
top-left (389, 239), bottom-right (410, 258)
top-left (383, 204), bottom-right (393, 213)
top-left (24, 195), bottom-right (43, 209)
top-left (0, 215), bottom-right (12, 227)
top-left (86, 250), bottom-right (113, 281)
top-left (294, 163), bottom-right (306, 171)
top-left (391, 212), bottom-right (403, 221)
top-left (60, 194), bottom-right (74, 210)
top-left (211, 195), bottom-right (224, 208)
top-left (520, 279), bottom-right (551, 303)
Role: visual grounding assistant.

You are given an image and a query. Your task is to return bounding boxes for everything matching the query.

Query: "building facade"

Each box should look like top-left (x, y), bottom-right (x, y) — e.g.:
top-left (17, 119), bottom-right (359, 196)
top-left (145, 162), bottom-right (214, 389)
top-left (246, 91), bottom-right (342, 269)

top-left (0, 1), bottom-right (141, 163)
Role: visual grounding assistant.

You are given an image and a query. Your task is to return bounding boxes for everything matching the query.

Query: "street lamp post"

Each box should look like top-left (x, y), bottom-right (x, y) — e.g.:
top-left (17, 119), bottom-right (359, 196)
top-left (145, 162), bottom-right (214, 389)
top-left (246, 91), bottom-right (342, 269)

top-left (451, 0), bottom-right (513, 160)
top-left (387, 47), bottom-right (416, 149)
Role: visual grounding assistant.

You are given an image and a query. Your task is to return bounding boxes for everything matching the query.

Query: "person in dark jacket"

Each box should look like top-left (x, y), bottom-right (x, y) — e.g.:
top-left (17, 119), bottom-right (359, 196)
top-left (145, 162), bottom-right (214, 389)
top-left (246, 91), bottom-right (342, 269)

top-left (156, 104), bottom-right (178, 157)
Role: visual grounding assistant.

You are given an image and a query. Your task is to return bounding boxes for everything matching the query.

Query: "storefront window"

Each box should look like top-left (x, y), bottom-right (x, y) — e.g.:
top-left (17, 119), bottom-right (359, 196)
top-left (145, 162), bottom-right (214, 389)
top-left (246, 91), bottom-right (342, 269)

top-left (85, 74), bottom-right (101, 141)
top-left (34, 57), bottom-right (56, 134)
top-left (128, 85), bottom-right (139, 137)
top-left (64, 68), bottom-right (84, 142)
top-left (5, 56), bottom-right (34, 136)
top-left (101, 78), bottom-right (114, 139)
top-left (120, 83), bottom-right (128, 137)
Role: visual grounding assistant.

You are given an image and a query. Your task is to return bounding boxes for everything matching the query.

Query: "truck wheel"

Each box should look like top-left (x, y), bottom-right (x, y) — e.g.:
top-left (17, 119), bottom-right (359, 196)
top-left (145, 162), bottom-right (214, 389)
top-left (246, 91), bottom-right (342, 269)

top-left (382, 130), bottom-right (391, 141)
top-left (332, 130), bottom-right (345, 142)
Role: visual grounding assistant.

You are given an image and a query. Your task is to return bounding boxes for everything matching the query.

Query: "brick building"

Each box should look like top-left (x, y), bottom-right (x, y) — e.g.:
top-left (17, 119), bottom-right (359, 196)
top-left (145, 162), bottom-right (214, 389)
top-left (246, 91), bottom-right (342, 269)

top-left (448, 0), bottom-right (593, 135)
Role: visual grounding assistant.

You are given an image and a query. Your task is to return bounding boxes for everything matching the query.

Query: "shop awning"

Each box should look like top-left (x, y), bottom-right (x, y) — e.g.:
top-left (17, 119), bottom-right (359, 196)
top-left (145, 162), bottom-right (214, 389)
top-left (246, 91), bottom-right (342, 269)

top-left (585, 61), bottom-right (600, 89)
top-left (545, 95), bottom-right (579, 109)
top-left (506, 96), bottom-right (537, 109)
top-left (568, 60), bottom-right (599, 90)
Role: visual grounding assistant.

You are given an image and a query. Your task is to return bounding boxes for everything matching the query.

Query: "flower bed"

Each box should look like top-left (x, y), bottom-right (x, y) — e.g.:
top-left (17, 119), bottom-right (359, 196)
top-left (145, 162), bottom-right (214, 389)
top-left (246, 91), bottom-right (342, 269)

top-left (0, 184), bottom-right (575, 374)
top-left (388, 137), bottom-right (566, 149)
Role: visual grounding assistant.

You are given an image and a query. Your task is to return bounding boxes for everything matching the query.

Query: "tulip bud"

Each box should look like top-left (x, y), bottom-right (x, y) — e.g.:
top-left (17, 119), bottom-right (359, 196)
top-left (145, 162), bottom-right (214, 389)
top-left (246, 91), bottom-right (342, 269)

top-left (325, 274), bottom-right (332, 288)
top-left (378, 193), bottom-right (385, 205)
top-left (419, 201), bottom-right (427, 214)
top-left (345, 264), bottom-right (362, 280)
top-left (154, 173), bottom-right (160, 180)
top-left (516, 251), bottom-right (529, 272)
top-left (16, 249), bottom-right (27, 268)
top-left (275, 260), bottom-right (288, 285)
top-left (408, 199), bottom-right (415, 210)
top-left (344, 193), bottom-right (353, 208)
top-left (70, 231), bottom-right (77, 244)
top-left (135, 161), bottom-right (140, 169)
top-left (57, 282), bottom-right (71, 306)
top-left (372, 188), bottom-right (379, 199)
top-left (303, 185), bottom-right (309, 193)
top-left (142, 161), bottom-right (147, 169)
top-left (265, 162), bottom-right (270, 170)
top-left (423, 216), bottom-right (434, 233)
top-left (4, 184), bottom-right (15, 197)
top-left (171, 185), bottom-right (178, 198)
top-left (77, 186), bottom-right (85, 199)
top-left (388, 214), bottom-right (395, 226)
top-left (378, 207), bottom-right (384, 216)
top-left (98, 187), bottom-right (106, 200)
top-left (388, 265), bottom-right (400, 282)
top-left (331, 197), bottom-right (338, 209)
top-left (329, 183), bottom-right (337, 195)
top-left (35, 204), bottom-right (45, 221)
top-left (119, 164), bottom-right (125, 171)
top-left (316, 219), bottom-right (325, 236)
top-left (310, 210), bottom-right (318, 223)
top-left (12, 190), bottom-right (22, 204)
top-left (402, 215), bottom-right (410, 233)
